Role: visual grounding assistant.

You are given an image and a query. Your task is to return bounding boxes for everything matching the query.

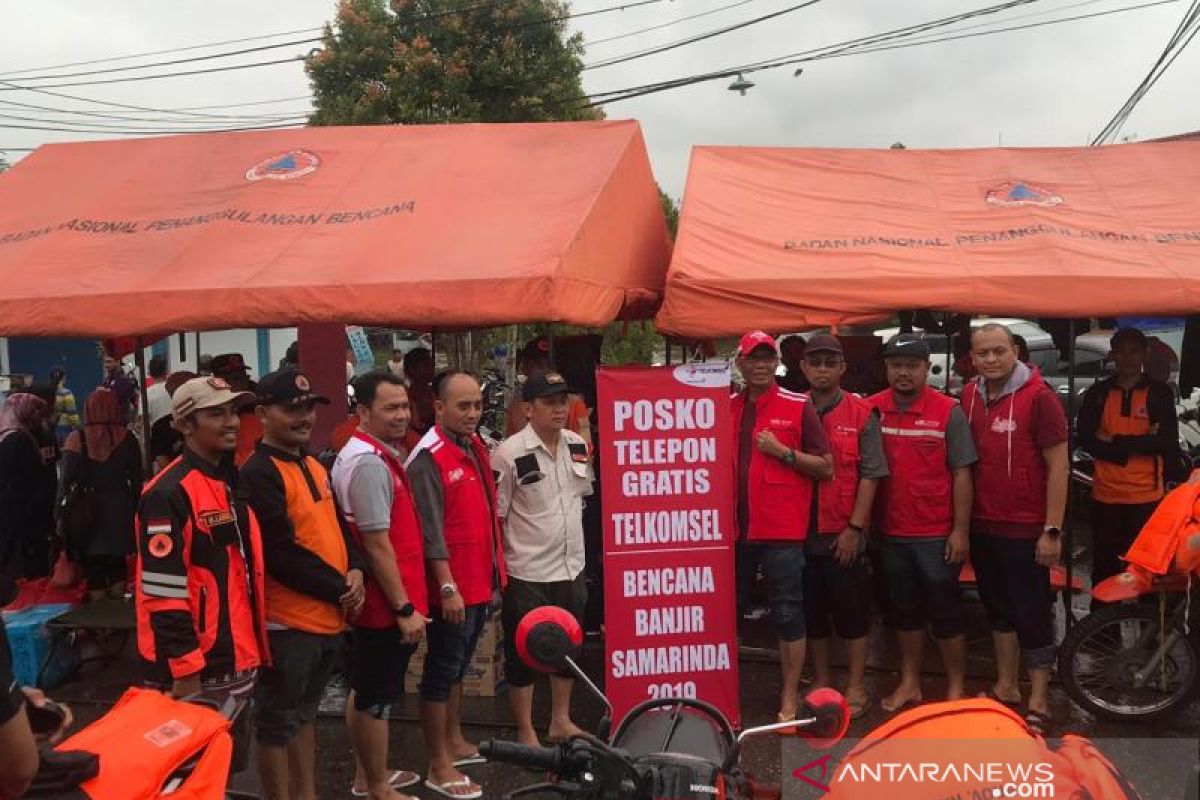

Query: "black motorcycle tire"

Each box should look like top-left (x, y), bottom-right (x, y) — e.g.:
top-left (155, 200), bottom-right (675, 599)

top-left (1059, 602), bottom-right (1200, 722)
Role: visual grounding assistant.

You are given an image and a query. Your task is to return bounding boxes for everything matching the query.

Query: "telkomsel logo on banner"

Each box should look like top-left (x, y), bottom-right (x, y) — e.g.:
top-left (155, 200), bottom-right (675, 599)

top-left (245, 150), bottom-right (321, 181)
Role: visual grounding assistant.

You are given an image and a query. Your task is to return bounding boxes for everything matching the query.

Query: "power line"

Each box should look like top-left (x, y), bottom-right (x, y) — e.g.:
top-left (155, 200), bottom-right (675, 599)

top-left (584, 0), bottom-right (1169, 107)
top-left (0, 109), bottom-right (308, 132)
top-left (0, 55), bottom-right (305, 92)
top-left (586, 0), bottom-right (760, 47)
top-left (584, 0), bottom-right (825, 70)
top-left (1092, 0), bottom-right (1200, 142)
top-left (0, 120), bottom-right (305, 136)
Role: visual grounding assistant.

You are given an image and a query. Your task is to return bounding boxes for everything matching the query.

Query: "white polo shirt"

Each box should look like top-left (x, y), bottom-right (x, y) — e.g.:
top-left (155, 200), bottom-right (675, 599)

top-left (494, 423), bottom-right (593, 583)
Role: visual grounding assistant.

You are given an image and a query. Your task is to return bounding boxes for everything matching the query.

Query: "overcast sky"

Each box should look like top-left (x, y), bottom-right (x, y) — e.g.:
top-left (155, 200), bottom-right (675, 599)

top-left (1, 0), bottom-right (1197, 197)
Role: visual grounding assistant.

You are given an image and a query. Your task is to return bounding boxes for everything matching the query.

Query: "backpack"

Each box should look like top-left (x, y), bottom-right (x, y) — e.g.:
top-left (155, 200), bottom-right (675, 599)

top-left (59, 435), bottom-right (97, 557)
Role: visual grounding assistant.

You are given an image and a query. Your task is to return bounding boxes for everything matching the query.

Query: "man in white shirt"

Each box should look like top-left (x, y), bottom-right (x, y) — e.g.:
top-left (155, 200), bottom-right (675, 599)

top-left (493, 372), bottom-right (592, 747)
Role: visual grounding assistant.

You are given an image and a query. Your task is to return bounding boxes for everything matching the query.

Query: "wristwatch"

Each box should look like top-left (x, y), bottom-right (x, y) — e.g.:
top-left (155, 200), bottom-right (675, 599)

top-left (1043, 526), bottom-right (1062, 539)
top-left (394, 603), bottom-right (415, 618)
top-left (440, 582), bottom-right (459, 598)
top-left (781, 449), bottom-right (797, 466)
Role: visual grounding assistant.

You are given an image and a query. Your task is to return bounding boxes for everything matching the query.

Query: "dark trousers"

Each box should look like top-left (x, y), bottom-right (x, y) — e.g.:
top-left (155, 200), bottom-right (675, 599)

top-left (1091, 500), bottom-right (1158, 588)
top-left (969, 533), bottom-right (1055, 670)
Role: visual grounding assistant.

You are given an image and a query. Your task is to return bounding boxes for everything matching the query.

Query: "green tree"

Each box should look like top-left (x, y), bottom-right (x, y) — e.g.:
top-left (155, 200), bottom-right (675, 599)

top-left (306, 0), bottom-right (602, 125)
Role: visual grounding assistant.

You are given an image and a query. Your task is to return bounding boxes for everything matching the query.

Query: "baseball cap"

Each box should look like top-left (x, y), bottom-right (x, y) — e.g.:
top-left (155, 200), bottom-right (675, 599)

top-left (210, 353), bottom-right (251, 376)
top-left (805, 333), bottom-right (844, 357)
top-left (523, 371), bottom-right (576, 402)
top-left (171, 376), bottom-right (255, 420)
top-left (737, 331), bottom-right (778, 358)
top-left (1110, 327), bottom-right (1148, 350)
top-left (518, 337), bottom-right (552, 366)
top-left (882, 333), bottom-right (932, 360)
top-left (257, 367), bottom-right (330, 407)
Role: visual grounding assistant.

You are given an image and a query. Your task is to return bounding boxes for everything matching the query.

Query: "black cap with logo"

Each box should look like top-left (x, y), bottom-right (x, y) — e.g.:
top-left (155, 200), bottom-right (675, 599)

top-left (882, 333), bottom-right (932, 360)
top-left (522, 371), bottom-right (576, 402)
top-left (257, 367), bottom-right (330, 407)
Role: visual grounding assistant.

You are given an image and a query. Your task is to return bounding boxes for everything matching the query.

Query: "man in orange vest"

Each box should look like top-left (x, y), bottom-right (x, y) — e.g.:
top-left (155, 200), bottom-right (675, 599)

top-left (408, 371), bottom-right (506, 800)
top-left (800, 334), bottom-right (887, 720)
top-left (869, 334), bottom-right (977, 712)
top-left (1077, 327), bottom-right (1181, 592)
top-left (238, 368), bottom-right (366, 800)
top-left (963, 324), bottom-right (1067, 732)
top-left (732, 331), bottom-right (833, 723)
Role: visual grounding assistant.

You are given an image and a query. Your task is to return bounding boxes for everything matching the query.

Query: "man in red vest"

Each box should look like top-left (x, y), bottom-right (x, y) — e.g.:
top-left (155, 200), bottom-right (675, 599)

top-left (800, 334), bottom-right (888, 720)
top-left (731, 331), bottom-right (833, 723)
top-left (962, 323), bottom-right (1067, 734)
top-left (870, 334), bottom-right (977, 712)
top-left (331, 371), bottom-right (428, 800)
top-left (408, 371), bottom-right (506, 800)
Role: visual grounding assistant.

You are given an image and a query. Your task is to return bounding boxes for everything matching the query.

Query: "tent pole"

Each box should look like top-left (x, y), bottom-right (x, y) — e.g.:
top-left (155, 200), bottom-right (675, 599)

top-left (134, 338), bottom-right (152, 477)
top-left (1064, 318), bottom-right (1078, 629)
top-left (944, 312), bottom-right (954, 397)
top-left (665, 335), bottom-right (672, 366)
top-left (194, 332), bottom-right (201, 372)
top-left (178, 332), bottom-right (187, 363)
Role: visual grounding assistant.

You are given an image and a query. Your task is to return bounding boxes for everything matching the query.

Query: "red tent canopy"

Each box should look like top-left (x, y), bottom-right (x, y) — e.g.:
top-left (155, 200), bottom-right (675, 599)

top-left (0, 121), bottom-right (671, 338)
top-left (656, 142), bottom-right (1200, 337)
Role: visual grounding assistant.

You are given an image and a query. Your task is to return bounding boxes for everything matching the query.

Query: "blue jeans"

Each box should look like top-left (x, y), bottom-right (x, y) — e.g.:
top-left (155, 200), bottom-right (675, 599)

top-left (419, 603), bottom-right (489, 702)
top-left (880, 536), bottom-right (964, 640)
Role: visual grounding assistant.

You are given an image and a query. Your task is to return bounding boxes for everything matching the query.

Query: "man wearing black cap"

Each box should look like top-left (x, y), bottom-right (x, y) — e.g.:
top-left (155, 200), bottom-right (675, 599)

top-left (505, 337), bottom-right (592, 449)
top-left (869, 334), bottom-right (977, 712)
top-left (800, 334), bottom-right (888, 719)
top-left (238, 368), bottom-right (366, 800)
top-left (493, 372), bottom-right (593, 747)
top-left (211, 353), bottom-right (263, 466)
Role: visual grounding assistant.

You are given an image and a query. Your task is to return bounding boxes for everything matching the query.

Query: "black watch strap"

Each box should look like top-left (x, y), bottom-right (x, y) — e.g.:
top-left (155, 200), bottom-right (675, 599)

top-left (394, 603), bottom-right (415, 618)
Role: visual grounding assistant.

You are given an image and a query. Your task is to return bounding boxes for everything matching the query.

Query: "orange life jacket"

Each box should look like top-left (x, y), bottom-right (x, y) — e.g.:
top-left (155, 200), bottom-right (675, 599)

top-left (1123, 474), bottom-right (1200, 576)
top-left (814, 699), bottom-right (1141, 800)
top-left (50, 687), bottom-right (233, 799)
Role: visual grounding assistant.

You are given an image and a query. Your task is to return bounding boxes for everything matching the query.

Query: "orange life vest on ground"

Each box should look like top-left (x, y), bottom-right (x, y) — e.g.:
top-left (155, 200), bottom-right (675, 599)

top-left (1122, 474), bottom-right (1200, 576)
top-left (50, 687), bottom-right (233, 799)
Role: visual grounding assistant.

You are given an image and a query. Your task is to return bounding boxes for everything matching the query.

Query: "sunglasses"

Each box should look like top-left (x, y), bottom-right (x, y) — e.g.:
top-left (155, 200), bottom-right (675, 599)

top-left (804, 356), bottom-right (843, 368)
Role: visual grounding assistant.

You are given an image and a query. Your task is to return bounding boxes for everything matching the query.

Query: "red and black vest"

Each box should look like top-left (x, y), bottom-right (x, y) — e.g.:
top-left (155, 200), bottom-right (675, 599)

top-left (813, 392), bottom-right (875, 534)
top-left (868, 386), bottom-right (957, 537)
top-left (731, 384), bottom-right (816, 542)
top-left (421, 428), bottom-right (506, 606)
top-left (961, 369), bottom-right (1052, 528)
top-left (331, 431), bottom-right (429, 628)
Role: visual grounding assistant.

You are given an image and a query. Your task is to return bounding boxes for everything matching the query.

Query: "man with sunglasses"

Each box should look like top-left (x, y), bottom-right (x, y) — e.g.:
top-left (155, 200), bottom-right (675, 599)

top-left (731, 331), bottom-right (832, 723)
top-left (799, 335), bottom-right (888, 720)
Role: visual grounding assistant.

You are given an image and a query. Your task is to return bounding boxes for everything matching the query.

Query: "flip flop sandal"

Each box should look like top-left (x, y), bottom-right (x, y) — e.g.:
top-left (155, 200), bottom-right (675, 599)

top-left (424, 778), bottom-right (483, 800)
top-left (847, 695), bottom-right (873, 720)
top-left (350, 769), bottom-right (422, 796)
top-left (1024, 710), bottom-right (1054, 737)
top-left (880, 696), bottom-right (922, 714)
top-left (977, 689), bottom-right (1022, 709)
top-left (452, 753), bottom-right (487, 768)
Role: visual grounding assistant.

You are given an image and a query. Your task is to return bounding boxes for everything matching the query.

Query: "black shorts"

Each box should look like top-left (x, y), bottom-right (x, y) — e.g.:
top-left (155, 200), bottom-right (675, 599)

top-left (802, 539), bottom-right (871, 640)
top-left (349, 625), bottom-right (417, 718)
top-left (502, 575), bottom-right (587, 688)
top-left (254, 629), bottom-right (341, 746)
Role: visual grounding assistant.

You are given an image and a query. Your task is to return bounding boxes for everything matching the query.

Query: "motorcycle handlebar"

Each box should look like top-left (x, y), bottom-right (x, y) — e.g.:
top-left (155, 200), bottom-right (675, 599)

top-left (479, 740), bottom-right (575, 774)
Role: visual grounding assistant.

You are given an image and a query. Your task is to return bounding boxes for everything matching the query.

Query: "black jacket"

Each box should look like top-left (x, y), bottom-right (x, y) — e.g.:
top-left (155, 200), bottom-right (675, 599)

top-left (1076, 374), bottom-right (1184, 480)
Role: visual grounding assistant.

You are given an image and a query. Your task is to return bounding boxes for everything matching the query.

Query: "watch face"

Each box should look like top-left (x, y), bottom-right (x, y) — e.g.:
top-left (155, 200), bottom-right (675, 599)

top-left (441, 584), bottom-right (457, 597)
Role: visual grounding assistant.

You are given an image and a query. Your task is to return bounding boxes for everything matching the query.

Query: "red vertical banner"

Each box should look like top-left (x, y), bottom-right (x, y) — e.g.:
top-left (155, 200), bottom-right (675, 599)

top-left (597, 364), bottom-right (740, 728)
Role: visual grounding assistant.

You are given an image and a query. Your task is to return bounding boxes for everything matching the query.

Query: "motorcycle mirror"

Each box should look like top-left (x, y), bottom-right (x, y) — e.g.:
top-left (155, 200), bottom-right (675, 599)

top-left (516, 606), bottom-right (583, 673)
top-left (790, 688), bottom-right (849, 749)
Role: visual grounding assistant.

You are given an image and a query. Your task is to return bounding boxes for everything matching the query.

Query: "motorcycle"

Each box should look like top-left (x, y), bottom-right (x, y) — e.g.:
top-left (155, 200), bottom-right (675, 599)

top-left (479, 606), bottom-right (849, 800)
top-left (1059, 565), bottom-right (1200, 722)
top-left (479, 366), bottom-right (510, 447)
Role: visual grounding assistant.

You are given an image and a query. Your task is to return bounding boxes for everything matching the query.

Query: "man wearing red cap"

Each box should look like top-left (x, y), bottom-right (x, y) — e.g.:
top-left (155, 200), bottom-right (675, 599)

top-left (731, 331), bottom-right (832, 722)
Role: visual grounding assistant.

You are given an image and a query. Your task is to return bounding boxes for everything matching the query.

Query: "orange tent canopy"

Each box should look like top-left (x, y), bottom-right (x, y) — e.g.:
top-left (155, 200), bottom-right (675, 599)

top-left (656, 142), bottom-right (1200, 337)
top-left (0, 121), bottom-right (670, 338)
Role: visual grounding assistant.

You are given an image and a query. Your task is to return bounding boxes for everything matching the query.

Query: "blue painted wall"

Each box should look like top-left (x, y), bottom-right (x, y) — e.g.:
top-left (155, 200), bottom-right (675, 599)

top-left (7, 337), bottom-right (104, 399)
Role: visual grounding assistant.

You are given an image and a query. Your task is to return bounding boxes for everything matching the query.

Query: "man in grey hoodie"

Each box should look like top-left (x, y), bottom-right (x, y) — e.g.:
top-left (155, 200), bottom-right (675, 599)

top-left (961, 323), bottom-right (1068, 734)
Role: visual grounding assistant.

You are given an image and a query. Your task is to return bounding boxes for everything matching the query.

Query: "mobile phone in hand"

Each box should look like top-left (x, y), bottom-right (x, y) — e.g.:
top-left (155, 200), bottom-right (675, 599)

top-left (26, 698), bottom-right (66, 736)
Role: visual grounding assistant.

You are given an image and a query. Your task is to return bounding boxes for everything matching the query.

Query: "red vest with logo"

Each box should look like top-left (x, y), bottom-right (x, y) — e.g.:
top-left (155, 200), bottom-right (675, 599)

top-left (331, 432), bottom-right (429, 628)
top-left (869, 386), bottom-right (957, 537)
top-left (424, 428), bottom-right (506, 606)
top-left (814, 392), bottom-right (875, 534)
top-left (731, 384), bottom-right (816, 542)
top-left (961, 370), bottom-right (1051, 528)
